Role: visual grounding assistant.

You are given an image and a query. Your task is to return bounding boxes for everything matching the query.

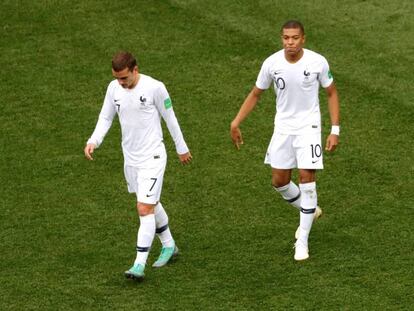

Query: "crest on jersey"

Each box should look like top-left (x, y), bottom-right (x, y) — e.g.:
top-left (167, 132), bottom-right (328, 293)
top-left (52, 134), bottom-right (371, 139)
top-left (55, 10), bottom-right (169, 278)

top-left (139, 96), bottom-right (147, 106)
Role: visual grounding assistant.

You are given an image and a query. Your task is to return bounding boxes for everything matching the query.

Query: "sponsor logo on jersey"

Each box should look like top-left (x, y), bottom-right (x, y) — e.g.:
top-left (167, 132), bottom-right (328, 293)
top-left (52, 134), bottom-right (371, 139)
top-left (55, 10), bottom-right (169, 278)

top-left (272, 70), bottom-right (283, 77)
top-left (328, 70), bottom-right (333, 79)
top-left (164, 98), bottom-right (172, 109)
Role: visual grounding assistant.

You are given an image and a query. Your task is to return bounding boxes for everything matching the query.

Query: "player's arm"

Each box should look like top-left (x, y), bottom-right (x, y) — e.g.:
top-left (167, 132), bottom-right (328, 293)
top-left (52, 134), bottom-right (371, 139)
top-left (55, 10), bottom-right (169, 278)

top-left (156, 84), bottom-right (192, 165)
top-left (230, 86), bottom-right (264, 149)
top-left (84, 86), bottom-right (117, 160)
top-left (325, 82), bottom-right (340, 152)
top-left (160, 105), bottom-right (192, 165)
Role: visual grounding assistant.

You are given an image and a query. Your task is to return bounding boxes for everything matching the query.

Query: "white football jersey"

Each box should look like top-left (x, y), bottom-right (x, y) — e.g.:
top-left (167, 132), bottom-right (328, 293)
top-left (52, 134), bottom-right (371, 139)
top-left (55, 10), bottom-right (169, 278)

top-left (256, 48), bottom-right (333, 135)
top-left (87, 74), bottom-right (189, 166)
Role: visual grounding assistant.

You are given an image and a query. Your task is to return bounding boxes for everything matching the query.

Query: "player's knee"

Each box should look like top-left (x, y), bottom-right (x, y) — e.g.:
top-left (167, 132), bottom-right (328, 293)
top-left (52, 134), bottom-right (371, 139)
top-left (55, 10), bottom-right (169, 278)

top-left (271, 170), bottom-right (291, 188)
top-left (137, 202), bottom-right (155, 216)
top-left (299, 170), bottom-right (316, 184)
top-left (271, 177), bottom-right (290, 189)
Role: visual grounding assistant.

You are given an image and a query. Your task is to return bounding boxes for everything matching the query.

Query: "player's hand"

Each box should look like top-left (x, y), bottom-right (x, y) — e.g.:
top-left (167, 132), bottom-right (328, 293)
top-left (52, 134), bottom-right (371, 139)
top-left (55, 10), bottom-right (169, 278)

top-left (325, 134), bottom-right (339, 152)
top-left (84, 143), bottom-right (97, 160)
top-left (179, 151), bottom-right (192, 165)
top-left (230, 124), bottom-right (243, 150)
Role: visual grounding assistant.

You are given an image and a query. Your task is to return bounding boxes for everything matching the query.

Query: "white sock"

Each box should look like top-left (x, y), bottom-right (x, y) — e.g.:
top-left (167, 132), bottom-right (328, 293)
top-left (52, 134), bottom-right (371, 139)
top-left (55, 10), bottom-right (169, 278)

top-left (274, 181), bottom-right (301, 210)
top-left (134, 214), bottom-right (156, 266)
top-left (298, 182), bottom-right (317, 246)
top-left (154, 202), bottom-right (174, 248)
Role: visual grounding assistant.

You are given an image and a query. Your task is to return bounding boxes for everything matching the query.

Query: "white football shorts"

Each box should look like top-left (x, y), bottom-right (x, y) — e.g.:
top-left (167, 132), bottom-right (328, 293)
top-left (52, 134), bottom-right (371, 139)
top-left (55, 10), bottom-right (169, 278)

top-left (264, 132), bottom-right (323, 170)
top-left (123, 149), bottom-right (167, 204)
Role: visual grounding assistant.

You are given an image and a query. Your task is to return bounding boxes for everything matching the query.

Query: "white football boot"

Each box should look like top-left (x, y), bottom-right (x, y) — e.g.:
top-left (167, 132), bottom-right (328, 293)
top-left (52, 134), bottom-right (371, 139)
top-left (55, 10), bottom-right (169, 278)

top-left (294, 239), bottom-right (309, 261)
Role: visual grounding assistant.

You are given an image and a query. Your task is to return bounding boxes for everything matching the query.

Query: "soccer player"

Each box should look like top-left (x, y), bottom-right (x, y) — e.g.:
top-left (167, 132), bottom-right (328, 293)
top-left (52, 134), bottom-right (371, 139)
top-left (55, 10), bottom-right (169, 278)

top-left (230, 20), bottom-right (340, 261)
top-left (84, 51), bottom-right (192, 279)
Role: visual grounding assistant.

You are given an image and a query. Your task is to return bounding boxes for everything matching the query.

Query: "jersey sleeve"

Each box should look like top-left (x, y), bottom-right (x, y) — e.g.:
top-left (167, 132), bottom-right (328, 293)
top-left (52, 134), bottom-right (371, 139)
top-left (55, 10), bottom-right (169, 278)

top-left (255, 58), bottom-right (273, 90)
top-left (319, 57), bottom-right (334, 88)
top-left (154, 83), bottom-right (189, 155)
top-left (87, 83), bottom-right (117, 148)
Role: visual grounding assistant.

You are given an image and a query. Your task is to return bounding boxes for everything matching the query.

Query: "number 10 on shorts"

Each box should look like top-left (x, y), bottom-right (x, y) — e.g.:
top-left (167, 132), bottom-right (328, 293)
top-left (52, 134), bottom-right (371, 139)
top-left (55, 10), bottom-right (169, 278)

top-left (310, 144), bottom-right (322, 162)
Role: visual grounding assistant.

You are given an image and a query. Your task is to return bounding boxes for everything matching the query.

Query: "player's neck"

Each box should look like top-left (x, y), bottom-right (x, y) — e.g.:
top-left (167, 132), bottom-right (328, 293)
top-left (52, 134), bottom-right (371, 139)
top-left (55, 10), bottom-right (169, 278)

top-left (130, 73), bottom-right (141, 89)
top-left (284, 49), bottom-right (304, 64)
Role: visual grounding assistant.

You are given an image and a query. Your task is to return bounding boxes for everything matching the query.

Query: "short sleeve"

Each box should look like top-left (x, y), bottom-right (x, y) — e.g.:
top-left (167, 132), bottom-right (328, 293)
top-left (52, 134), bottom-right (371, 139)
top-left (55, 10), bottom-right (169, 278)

top-left (255, 59), bottom-right (273, 90)
top-left (319, 57), bottom-right (333, 88)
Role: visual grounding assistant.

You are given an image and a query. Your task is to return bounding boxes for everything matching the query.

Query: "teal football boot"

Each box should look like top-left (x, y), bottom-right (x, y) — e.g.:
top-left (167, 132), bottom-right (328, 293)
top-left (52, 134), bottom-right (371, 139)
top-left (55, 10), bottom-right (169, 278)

top-left (152, 244), bottom-right (179, 268)
top-left (125, 263), bottom-right (145, 280)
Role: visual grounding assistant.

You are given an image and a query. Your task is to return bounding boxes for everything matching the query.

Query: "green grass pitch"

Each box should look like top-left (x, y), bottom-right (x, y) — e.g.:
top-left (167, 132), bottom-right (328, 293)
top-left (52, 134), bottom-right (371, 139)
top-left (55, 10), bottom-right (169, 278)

top-left (1, 0), bottom-right (413, 310)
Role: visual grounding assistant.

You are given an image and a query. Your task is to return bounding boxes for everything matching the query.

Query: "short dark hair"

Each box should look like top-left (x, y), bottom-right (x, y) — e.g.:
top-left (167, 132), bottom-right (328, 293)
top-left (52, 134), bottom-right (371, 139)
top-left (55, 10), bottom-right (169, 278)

top-left (112, 51), bottom-right (137, 72)
top-left (281, 20), bottom-right (305, 35)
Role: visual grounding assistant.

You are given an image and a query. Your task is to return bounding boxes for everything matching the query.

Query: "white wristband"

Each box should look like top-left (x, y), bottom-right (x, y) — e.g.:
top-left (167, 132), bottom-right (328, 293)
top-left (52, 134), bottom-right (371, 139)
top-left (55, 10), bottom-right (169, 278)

top-left (331, 125), bottom-right (340, 136)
